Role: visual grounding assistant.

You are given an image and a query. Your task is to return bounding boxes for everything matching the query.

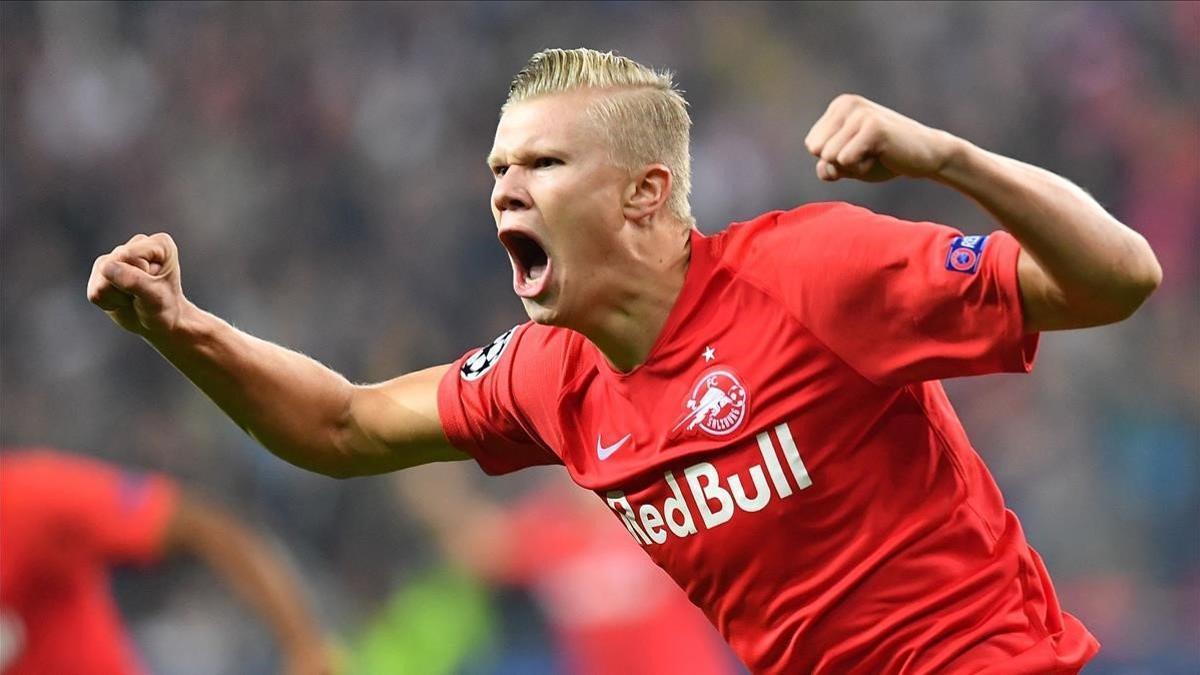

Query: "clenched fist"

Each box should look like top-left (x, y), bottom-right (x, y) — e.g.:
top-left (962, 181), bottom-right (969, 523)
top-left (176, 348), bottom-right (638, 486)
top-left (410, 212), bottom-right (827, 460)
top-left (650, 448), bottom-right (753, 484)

top-left (804, 94), bottom-right (962, 183)
top-left (86, 232), bottom-right (187, 338)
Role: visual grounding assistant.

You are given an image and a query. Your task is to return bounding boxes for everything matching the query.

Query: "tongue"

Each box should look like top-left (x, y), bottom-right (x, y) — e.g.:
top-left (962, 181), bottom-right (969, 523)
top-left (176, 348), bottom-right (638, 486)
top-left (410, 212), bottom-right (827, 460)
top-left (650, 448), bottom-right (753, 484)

top-left (513, 256), bottom-right (551, 299)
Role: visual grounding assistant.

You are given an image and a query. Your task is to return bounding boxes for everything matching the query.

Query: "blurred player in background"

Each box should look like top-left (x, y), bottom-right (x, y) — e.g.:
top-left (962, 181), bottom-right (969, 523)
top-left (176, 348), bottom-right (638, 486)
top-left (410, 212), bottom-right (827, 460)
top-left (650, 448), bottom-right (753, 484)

top-left (0, 448), bottom-right (333, 675)
top-left (396, 464), bottom-right (742, 675)
top-left (87, 47), bottom-right (1161, 673)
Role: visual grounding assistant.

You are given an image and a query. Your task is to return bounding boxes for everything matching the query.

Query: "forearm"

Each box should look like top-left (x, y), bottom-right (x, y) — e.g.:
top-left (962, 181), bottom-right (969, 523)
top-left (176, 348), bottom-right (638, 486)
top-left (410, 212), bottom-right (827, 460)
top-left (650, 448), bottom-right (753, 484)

top-left (934, 138), bottom-right (1161, 322)
top-left (146, 301), bottom-right (361, 477)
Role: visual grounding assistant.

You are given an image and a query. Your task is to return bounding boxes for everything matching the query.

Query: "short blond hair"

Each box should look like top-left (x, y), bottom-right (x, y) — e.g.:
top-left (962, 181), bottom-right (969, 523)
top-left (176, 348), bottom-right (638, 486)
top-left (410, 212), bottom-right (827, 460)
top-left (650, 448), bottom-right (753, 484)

top-left (505, 48), bottom-right (694, 225)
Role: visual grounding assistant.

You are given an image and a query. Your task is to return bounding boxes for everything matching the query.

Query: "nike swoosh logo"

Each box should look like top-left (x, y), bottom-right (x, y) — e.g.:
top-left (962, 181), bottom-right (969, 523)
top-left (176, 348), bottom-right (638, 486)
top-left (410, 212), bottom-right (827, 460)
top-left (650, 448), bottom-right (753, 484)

top-left (596, 433), bottom-right (632, 461)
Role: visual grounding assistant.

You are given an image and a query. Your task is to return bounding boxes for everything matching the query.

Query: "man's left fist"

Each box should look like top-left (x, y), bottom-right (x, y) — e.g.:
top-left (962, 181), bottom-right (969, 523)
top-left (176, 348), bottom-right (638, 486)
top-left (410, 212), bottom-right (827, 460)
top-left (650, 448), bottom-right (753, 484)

top-left (804, 94), bottom-right (961, 183)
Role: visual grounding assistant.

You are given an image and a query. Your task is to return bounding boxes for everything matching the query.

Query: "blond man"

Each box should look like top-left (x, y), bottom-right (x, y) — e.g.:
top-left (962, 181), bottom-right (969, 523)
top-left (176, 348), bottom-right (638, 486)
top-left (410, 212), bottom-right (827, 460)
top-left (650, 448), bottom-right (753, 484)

top-left (88, 48), bottom-right (1160, 673)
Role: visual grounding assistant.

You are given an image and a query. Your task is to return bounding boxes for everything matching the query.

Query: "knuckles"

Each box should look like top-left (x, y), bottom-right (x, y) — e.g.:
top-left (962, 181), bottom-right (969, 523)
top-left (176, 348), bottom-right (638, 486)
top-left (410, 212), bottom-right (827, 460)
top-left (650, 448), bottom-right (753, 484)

top-left (154, 232), bottom-right (178, 256)
top-left (809, 94), bottom-right (885, 158)
top-left (107, 232), bottom-right (178, 267)
top-left (832, 93), bottom-right (867, 111)
top-left (87, 233), bottom-right (181, 312)
top-left (834, 94), bottom-right (884, 126)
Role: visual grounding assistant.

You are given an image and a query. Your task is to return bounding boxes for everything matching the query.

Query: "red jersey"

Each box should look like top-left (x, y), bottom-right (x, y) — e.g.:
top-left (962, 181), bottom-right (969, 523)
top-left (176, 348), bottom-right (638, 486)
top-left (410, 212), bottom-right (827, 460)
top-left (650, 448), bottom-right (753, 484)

top-left (438, 202), bottom-right (1100, 673)
top-left (0, 449), bottom-right (179, 675)
top-left (494, 483), bottom-right (739, 675)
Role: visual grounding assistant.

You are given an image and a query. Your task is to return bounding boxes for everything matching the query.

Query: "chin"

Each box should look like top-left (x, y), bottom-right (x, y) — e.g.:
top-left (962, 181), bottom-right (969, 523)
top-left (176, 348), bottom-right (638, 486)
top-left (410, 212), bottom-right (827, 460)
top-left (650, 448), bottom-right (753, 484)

top-left (520, 297), bottom-right (568, 327)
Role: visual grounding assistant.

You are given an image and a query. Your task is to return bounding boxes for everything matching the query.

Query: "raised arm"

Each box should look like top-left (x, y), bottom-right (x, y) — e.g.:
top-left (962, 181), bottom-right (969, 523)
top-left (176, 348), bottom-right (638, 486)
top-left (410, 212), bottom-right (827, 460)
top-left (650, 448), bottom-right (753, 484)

top-left (86, 233), bottom-right (468, 478)
top-left (804, 94), bottom-right (1162, 332)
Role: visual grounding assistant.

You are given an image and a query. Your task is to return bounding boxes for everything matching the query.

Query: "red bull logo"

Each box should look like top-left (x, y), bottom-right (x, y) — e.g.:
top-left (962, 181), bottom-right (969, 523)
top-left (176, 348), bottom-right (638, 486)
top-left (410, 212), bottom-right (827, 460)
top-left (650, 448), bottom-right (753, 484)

top-left (605, 422), bottom-right (813, 545)
top-left (672, 368), bottom-right (748, 437)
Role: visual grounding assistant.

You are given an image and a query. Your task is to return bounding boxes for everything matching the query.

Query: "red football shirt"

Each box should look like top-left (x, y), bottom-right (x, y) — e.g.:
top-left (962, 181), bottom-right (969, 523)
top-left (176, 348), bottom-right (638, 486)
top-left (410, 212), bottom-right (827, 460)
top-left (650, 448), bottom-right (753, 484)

top-left (0, 449), bottom-right (179, 675)
top-left (439, 202), bottom-right (1100, 673)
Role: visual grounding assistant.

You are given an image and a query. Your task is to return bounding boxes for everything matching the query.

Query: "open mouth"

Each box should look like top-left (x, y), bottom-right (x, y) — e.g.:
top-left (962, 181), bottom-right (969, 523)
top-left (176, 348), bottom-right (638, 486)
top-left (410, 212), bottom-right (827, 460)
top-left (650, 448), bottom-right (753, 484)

top-left (498, 229), bottom-right (552, 299)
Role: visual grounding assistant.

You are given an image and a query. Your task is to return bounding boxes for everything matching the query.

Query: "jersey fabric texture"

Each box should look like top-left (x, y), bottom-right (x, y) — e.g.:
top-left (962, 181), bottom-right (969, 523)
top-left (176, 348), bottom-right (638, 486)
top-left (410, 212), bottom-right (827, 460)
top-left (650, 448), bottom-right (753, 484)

top-left (438, 201), bottom-right (1100, 674)
top-left (0, 449), bottom-right (179, 675)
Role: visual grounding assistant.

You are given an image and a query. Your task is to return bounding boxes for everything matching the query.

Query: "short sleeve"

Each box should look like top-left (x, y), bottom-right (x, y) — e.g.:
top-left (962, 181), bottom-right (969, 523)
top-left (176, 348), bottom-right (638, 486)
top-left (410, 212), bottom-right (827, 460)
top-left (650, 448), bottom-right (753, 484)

top-left (746, 202), bottom-right (1038, 387)
top-left (438, 324), bottom-right (564, 475)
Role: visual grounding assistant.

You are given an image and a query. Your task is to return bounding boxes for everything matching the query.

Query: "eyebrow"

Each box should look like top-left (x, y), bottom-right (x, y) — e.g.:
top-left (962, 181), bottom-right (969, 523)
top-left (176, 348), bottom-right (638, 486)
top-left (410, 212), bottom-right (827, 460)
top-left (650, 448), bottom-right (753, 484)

top-left (486, 146), bottom-right (569, 168)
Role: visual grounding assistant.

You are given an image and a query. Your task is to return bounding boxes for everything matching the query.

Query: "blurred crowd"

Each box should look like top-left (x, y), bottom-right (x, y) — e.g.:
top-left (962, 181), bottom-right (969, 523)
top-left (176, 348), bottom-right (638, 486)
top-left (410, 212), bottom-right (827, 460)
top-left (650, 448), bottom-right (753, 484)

top-left (1, 2), bottom-right (1197, 673)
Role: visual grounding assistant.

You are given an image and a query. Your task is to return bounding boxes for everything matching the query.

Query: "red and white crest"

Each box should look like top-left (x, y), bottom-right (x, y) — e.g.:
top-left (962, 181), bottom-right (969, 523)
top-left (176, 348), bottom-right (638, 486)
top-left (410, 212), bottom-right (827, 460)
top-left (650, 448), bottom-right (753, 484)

top-left (672, 368), bottom-right (749, 437)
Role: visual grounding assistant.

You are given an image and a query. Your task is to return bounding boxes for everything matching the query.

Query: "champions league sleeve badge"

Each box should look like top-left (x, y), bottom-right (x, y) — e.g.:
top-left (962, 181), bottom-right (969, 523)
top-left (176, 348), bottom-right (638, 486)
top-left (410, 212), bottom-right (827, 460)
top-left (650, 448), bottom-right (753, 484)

top-left (945, 235), bottom-right (988, 274)
top-left (460, 325), bottom-right (519, 381)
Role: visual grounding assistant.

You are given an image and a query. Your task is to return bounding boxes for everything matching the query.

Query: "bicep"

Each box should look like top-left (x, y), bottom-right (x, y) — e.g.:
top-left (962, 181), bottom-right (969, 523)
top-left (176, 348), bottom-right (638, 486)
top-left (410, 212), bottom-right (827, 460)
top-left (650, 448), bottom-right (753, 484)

top-left (344, 364), bottom-right (470, 475)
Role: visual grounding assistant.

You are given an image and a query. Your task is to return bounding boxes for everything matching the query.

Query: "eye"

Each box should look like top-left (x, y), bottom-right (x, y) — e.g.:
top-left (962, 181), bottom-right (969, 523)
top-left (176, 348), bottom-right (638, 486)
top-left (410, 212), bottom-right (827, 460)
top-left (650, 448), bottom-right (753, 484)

top-left (491, 164), bottom-right (508, 178)
top-left (533, 156), bottom-right (562, 169)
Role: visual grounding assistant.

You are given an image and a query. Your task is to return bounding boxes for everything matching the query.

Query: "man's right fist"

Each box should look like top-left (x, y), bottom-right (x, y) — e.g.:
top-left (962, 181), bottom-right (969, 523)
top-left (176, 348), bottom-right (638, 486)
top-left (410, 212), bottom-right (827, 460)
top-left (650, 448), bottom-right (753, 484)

top-left (87, 233), bottom-right (186, 338)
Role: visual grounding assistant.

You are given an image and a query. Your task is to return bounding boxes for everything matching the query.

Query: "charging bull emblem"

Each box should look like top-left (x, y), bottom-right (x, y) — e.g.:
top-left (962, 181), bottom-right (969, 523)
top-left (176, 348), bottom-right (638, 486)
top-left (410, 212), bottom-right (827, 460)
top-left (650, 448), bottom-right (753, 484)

top-left (672, 368), bottom-right (748, 437)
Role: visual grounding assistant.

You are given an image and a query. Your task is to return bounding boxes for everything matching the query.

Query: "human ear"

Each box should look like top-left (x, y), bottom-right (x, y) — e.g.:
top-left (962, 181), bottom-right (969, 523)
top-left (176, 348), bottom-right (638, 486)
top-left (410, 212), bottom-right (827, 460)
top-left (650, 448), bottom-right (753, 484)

top-left (622, 164), bottom-right (672, 225)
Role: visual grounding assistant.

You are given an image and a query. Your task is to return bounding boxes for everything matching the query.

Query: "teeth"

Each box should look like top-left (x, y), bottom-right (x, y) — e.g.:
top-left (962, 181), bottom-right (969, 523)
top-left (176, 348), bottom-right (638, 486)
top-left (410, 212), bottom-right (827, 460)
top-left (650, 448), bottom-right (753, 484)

top-left (528, 265), bottom-right (545, 281)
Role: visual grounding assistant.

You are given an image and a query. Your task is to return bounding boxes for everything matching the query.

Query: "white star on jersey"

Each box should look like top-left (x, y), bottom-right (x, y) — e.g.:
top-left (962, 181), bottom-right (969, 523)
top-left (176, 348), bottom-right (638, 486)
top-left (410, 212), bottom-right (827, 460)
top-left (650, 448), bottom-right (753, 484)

top-left (703, 346), bottom-right (716, 362)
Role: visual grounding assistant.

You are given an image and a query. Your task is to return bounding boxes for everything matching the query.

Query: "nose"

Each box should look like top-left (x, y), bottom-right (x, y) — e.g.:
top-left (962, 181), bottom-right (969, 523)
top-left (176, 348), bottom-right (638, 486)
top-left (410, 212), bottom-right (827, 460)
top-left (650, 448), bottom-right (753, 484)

top-left (492, 170), bottom-right (531, 213)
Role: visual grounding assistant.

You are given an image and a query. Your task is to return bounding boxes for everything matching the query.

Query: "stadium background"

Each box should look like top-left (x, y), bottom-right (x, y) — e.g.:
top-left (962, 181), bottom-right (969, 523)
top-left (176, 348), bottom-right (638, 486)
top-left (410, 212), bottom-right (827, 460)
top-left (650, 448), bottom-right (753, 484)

top-left (1, 1), bottom-right (1196, 673)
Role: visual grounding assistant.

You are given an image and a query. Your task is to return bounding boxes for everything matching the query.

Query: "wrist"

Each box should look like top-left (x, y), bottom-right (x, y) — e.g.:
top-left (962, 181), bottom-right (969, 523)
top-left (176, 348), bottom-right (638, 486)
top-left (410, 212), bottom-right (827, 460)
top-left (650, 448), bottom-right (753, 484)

top-left (146, 299), bottom-right (212, 352)
top-left (931, 133), bottom-right (978, 186)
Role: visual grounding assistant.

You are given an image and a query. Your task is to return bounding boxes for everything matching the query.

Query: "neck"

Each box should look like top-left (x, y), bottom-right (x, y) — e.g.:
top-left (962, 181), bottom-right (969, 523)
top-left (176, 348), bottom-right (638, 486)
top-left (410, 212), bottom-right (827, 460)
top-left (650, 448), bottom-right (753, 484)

top-left (580, 224), bottom-right (693, 373)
